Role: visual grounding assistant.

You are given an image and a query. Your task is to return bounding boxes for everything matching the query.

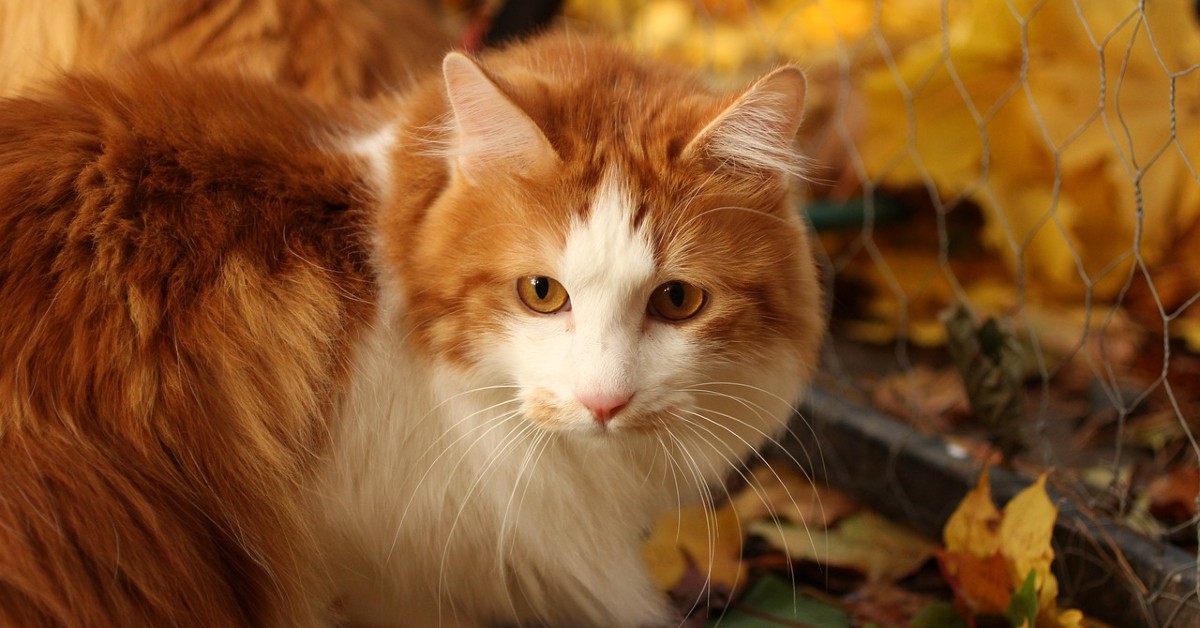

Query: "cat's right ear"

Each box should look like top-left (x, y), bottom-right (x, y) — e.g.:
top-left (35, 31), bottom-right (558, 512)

top-left (441, 52), bottom-right (559, 182)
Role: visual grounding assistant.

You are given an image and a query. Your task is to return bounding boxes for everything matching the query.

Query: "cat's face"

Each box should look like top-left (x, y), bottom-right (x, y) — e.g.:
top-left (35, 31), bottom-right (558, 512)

top-left (395, 45), bottom-right (823, 440)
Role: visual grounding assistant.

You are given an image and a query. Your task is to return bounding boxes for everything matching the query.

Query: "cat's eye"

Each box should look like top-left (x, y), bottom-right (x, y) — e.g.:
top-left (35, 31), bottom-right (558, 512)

top-left (648, 281), bottom-right (705, 322)
top-left (517, 276), bottom-right (570, 314)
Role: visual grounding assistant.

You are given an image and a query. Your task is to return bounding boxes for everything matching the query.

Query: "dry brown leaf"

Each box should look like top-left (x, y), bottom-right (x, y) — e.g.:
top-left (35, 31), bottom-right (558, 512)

top-left (730, 464), bottom-right (858, 529)
top-left (1147, 465), bottom-right (1200, 523)
top-left (936, 550), bottom-right (1013, 616)
top-left (873, 366), bottom-right (971, 430)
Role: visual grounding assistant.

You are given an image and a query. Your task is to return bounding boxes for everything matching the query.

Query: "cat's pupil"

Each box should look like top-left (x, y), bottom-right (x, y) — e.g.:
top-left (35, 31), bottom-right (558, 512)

top-left (534, 277), bottom-right (549, 300)
top-left (667, 282), bottom-right (685, 307)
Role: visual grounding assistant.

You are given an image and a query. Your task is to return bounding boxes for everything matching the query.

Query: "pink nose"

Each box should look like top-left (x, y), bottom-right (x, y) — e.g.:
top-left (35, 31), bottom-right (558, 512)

top-left (577, 392), bottom-right (632, 425)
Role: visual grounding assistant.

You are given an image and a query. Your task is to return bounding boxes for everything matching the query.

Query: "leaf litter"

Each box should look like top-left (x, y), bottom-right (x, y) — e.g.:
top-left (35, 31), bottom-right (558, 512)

top-left (642, 459), bottom-right (1098, 626)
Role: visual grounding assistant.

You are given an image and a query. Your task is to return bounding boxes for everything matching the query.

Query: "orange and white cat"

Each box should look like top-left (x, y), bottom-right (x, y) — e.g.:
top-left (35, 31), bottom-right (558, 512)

top-left (0, 29), bottom-right (823, 627)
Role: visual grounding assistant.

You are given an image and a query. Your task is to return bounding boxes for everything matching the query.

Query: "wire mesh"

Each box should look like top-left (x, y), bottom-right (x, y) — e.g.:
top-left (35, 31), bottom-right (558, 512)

top-left (564, 0), bottom-right (1200, 624)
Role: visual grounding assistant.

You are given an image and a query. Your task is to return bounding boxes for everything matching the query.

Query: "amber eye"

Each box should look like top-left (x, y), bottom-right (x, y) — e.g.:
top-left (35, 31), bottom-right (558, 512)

top-left (648, 280), bottom-right (705, 321)
top-left (517, 276), bottom-right (570, 314)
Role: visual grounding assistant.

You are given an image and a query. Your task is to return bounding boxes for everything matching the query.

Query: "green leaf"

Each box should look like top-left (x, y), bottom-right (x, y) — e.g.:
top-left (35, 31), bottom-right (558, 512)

top-left (909, 601), bottom-right (969, 628)
top-left (1005, 569), bottom-right (1039, 627)
top-left (707, 576), bottom-right (851, 628)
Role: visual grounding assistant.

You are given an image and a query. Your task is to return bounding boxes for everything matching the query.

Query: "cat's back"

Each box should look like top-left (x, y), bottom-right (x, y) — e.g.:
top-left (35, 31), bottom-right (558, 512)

top-left (0, 0), bottom-right (452, 100)
top-left (0, 64), bottom-right (383, 626)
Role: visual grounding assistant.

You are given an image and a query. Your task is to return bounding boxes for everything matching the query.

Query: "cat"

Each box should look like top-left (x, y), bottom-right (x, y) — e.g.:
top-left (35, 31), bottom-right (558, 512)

top-left (0, 0), bottom-right (452, 101)
top-left (0, 29), bottom-right (824, 627)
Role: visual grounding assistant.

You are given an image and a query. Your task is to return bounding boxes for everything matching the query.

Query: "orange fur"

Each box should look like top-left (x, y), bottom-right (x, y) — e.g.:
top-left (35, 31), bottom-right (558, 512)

top-left (0, 66), bottom-right (382, 626)
top-left (0, 27), bottom-right (824, 627)
top-left (0, 0), bottom-right (452, 101)
top-left (382, 32), bottom-right (823, 378)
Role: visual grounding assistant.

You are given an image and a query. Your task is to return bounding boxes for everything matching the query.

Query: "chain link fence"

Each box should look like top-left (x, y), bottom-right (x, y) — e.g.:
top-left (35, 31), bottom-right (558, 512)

top-left (562, 1), bottom-right (1200, 624)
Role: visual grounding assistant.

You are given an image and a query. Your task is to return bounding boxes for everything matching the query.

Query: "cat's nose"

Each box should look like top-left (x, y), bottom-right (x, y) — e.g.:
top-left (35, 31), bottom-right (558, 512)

top-left (576, 391), bottom-right (632, 425)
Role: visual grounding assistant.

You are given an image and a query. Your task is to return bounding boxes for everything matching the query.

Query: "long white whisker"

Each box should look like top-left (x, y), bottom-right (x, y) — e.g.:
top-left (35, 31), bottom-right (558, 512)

top-left (438, 414), bottom-right (536, 626)
top-left (683, 382), bottom-right (827, 487)
top-left (501, 427), bottom-right (555, 622)
top-left (492, 422), bottom-right (547, 626)
top-left (386, 403), bottom-right (523, 563)
top-left (653, 432), bottom-right (685, 517)
top-left (661, 426), bottom-right (723, 622)
top-left (674, 408), bottom-right (804, 601)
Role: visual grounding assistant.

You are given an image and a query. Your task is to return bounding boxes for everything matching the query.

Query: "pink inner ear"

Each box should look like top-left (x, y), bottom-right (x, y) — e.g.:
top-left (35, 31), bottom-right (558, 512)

top-left (441, 52), bottom-right (559, 179)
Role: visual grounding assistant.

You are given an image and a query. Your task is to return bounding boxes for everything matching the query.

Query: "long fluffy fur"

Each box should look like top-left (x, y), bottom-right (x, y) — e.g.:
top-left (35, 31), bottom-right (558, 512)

top-left (0, 28), bottom-right (824, 628)
top-left (320, 32), bottom-right (824, 626)
top-left (0, 0), bottom-right (451, 101)
top-left (0, 67), bottom-right (384, 626)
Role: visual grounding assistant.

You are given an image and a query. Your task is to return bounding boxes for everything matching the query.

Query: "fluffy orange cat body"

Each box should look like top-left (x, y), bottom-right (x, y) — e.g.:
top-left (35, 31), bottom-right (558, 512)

top-left (0, 30), bottom-right (823, 627)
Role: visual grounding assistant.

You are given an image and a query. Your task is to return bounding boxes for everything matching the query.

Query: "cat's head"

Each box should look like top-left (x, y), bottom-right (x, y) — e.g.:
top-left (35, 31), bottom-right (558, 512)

top-left (387, 34), bottom-right (823, 442)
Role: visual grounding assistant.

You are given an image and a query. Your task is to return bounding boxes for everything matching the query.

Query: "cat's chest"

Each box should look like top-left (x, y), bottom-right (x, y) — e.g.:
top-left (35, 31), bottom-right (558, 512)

top-left (312, 320), bottom-right (671, 623)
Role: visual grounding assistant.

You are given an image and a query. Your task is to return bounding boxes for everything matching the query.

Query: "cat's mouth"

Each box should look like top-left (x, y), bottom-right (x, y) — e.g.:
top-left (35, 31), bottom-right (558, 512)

top-left (520, 388), bottom-right (670, 435)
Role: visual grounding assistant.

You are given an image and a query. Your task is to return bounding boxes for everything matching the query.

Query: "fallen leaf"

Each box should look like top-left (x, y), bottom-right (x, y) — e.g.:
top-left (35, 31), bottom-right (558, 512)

top-left (843, 581), bottom-right (947, 627)
top-left (1147, 465), bottom-right (1200, 524)
top-left (873, 366), bottom-right (971, 430)
top-left (748, 511), bottom-right (935, 583)
top-left (942, 468), bottom-right (1086, 627)
top-left (999, 475), bottom-right (1058, 620)
top-left (944, 467), bottom-right (1004, 558)
top-left (936, 550), bottom-right (1013, 616)
top-left (1122, 411), bottom-right (1190, 453)
top-left (711, 575), bottom-right (851, 628)
top-left (1007, 570), bottom-right (1040, 628)
top-left (642, 502), bottom-right (746, 593)
top-left (911, 601), bottom-right (970, 628)
top-left (730, 464), bottom-right (858, 529)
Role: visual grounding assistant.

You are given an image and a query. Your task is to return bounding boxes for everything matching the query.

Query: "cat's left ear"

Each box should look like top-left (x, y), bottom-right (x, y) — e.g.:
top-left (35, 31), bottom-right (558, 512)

top-left (441, 52), bottom-right (560, 181)
top-left (683, 66), bottom-right (807, 178)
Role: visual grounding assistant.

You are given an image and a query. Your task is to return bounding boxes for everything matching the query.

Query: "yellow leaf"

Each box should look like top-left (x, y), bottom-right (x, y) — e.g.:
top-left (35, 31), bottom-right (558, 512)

top-left (749, 511), bottom-right (935, 583)
top-left (1053, 608), bottom-right (1086, 628)
top-left (944, 467), bottom-right (1003, 557)
top-left (640, 525), bottom-right (688, 590)
top-left (943, 469), bottom-right (1087, 626)
top-left (1000, 473), bottom-right (1059, 615)
top-left (641, 502), bottom-right (745, 591)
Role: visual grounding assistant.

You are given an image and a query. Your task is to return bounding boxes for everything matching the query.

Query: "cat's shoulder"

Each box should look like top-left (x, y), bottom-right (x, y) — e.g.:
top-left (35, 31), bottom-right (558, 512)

top-left (0, 62), bottom-right (379, 202)
top-left (0, 63), bottom-right (389, 274)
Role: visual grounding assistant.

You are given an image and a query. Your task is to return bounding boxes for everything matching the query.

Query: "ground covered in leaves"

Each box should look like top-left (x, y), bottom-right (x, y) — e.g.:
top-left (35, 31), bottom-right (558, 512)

top-left (642, 458), bottom-right (1098, 627)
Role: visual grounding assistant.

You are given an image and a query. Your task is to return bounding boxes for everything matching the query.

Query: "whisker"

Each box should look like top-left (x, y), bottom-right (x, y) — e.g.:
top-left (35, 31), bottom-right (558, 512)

top-left (437, 414), bottom-right (537, 625)
top-left (673, 409), bottom-right (806, 602)
top-left (683, 382), bottom-right (827, 489)
top-left (661, 426), bottom-right (724, 621)
top-left (500, 427), bottom-right (555, 621)
top-left (676, 388), bottom-right (830, 568)
top-left (385, 404), bottom-right (523, 563)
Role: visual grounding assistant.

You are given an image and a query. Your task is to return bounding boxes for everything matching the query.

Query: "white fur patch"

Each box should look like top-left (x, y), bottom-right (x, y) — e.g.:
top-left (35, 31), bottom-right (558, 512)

top-left (346, 123), bottom-right (397, 203)
top-left (314, 172), bottom-right (809, 627)
top-left (496, 170), bottom-right (678, 430)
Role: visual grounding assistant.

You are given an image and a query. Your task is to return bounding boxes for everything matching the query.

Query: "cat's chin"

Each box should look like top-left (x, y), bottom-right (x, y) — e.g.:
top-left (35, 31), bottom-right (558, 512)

top-left (523, 413), bottom-right (669, 439)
